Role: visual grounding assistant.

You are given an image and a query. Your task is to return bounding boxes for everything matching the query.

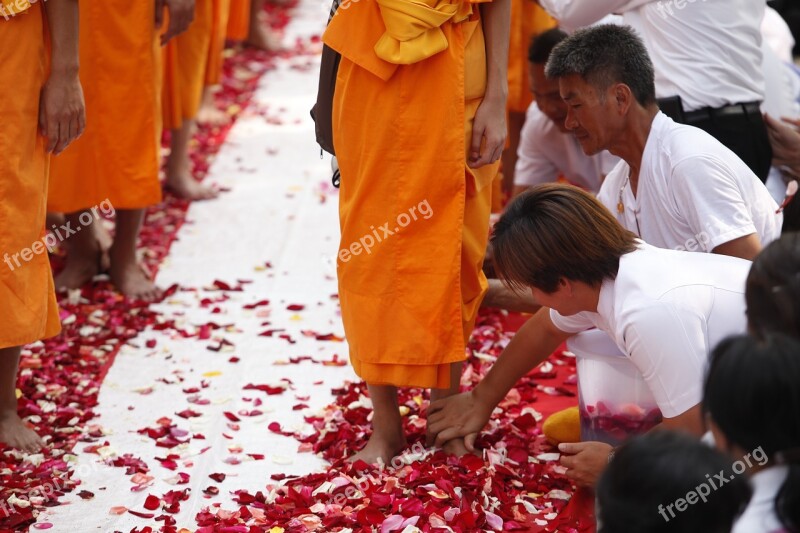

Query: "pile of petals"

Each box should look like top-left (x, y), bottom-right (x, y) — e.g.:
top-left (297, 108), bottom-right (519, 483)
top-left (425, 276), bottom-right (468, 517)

top-left (0, 3), bottom-right (299, 530)
top-left (194, 309), bottom-right (588, 532)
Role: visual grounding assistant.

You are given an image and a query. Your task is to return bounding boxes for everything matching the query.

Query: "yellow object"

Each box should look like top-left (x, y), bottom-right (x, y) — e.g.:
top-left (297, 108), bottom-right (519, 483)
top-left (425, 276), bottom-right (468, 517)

top-left (542, 406), bottom-right (581, 445)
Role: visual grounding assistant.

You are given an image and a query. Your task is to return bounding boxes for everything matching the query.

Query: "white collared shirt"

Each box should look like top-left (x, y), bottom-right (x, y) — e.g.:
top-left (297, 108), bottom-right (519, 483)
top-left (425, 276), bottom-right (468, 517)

top-left (597, 112), bottom-right (782, 252)
top-left (514, 104), bottom-right (617, 192)
top-left (538, 0), bottom-right (766, 111)
top-left (733, 466), bottom-right (791, 533)
top-left (550, 242), bottom-right (750, 418)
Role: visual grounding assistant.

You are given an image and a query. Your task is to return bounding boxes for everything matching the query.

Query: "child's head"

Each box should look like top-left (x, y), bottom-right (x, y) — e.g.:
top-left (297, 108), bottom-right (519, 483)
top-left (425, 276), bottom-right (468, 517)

top-left (704, 333), bottom-right (800, 532)
top-left (746, 233), bottom-right (800, 339)
top-left (596, 430), bottom-right (750, 533)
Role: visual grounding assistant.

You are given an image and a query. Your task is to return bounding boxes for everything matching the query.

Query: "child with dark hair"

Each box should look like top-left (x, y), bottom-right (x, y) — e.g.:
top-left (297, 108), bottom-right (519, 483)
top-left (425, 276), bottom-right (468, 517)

top-left (596, 431), bottom-right (751, 533)
top-left (704, 334), bottom-right (800, 533)
top-left (746, 233), bottom-right (800, 339)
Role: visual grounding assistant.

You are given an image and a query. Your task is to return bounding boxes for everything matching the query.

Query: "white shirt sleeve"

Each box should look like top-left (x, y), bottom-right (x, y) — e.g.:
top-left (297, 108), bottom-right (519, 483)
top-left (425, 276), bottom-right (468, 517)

top-left (670, 156), bottom-right (758, 251)
top-left (537, 0), bottom-right (653, 30)
top-left (514, 110), bottom-right (560, 188)
top-left (623, 302), bottom-right (708, 419)
top-left (549, 308), bottom-right (596, 334)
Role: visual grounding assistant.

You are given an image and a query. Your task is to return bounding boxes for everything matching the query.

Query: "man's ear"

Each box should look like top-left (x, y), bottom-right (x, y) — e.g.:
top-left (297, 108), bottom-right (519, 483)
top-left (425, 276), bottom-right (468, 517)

top-left (613, 83), bottom-right (633, 115)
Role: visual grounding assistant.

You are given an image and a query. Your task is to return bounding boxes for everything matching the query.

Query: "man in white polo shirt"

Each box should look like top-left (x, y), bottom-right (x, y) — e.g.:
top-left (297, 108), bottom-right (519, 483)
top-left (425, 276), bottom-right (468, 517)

top-left (546, 24), bottom-right (781, 260)
top-left (513, 28), bottom-right (617, 197)
top-left (537, 0), bottom-right (772, 183)
top-left (428, 184), bottom-right (751, 487)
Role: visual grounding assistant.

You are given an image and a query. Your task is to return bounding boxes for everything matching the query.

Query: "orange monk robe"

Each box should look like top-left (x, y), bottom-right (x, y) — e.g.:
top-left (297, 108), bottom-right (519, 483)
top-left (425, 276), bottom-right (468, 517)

top-left (162, 0), bottom-right (214, 130)
top-left (226, 0), bottom-right (250, 42)
top-left (0, 2), bottom-right (61, 348)
top-left (324, 0), bottom-right (499, 389)
top-left (48, 0), bottom-right (162, 213)
top-left (507, 0), bottom-right (555, 113)
top-left (206, 0), bottom-right (233, 86)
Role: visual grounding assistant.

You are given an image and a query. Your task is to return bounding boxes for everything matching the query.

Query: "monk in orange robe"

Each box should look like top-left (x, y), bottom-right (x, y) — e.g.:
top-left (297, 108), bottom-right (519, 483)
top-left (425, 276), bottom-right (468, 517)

top-left (324, 0), bottom-right (510, 463)
top-left (198, 0), bottom-right (233, 125)
top-left (500, 0), bottom-right (555, 195)
top-left (1, 0), bottom-right (85, 451)
top-left (163, 0), bottom-right (220, 199)
top-left (227, 0), bottom-right (281, 50)
top-left (47, 0), bottom-right (195, 301)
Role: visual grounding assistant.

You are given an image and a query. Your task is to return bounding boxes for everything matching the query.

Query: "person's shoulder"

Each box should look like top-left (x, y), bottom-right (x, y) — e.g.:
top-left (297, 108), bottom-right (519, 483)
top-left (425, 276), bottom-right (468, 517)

top-left (524, 104), bottom-right (556, 137)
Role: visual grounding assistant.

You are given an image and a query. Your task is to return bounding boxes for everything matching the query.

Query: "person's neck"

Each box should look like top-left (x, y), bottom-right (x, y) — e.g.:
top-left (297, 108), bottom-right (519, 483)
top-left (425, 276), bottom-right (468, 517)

top-left (608, 105), bottom-right (659, 195)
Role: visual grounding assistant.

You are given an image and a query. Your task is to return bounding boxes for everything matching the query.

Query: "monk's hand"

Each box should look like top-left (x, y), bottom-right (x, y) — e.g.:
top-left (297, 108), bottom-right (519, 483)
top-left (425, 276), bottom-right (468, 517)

top-left (764, 113), bottom-right (800, 171)
top-left (158, 0), bottom-right (196, 45)
top-left (427, 390), bottom-right (493, 451)
top-left (39, 70), bottom-right (86, 155)
top-left (469, 96), bottom-right (507, 169)
top-left (558, 441), bottom-right (613, 488)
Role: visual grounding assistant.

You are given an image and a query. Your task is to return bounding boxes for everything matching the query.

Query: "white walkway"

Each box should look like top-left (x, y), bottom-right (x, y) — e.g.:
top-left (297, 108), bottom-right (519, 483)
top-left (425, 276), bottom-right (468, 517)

top-left (38, 3), bottom-right (355, 530)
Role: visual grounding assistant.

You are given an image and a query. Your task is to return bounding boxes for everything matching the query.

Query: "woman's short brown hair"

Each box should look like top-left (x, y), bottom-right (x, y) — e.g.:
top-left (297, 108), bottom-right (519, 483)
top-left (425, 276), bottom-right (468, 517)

top-left (492, 183), bottom-right (638, 293)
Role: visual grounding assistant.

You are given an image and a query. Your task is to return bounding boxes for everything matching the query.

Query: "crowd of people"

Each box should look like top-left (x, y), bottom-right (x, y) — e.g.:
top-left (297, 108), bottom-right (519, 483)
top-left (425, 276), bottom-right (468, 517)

top-left (2, 0), bottom-right (800, 531)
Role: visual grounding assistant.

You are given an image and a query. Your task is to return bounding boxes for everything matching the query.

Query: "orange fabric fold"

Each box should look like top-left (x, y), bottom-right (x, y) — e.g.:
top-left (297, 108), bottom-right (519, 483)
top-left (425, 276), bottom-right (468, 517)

top-left (0, 2), bottom-right (61, 348)
top-left (330, 0), bottom-right (498, 389)
top-left (226, 0), bottom-right (250, 41)
top-left (507, 0), bottom-right (555, 113)
top-left (206, 0), bottom-right (233, 86)
top-left (162, 0), bottom-right (214, 130)
top-left (48, 0), bottom-right (162, 213)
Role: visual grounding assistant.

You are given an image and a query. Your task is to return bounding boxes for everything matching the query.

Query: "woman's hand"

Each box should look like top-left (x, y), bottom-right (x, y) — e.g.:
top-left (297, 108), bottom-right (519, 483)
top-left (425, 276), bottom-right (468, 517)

top-left (558, 441), bottom-right (614, 488)
top-left (427, 390), bottom-right (495, 451)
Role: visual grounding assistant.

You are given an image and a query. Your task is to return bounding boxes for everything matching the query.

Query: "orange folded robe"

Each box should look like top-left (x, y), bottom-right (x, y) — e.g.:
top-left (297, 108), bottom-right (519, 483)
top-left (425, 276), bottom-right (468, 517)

top-left (0, 2), bottom-right (61, 348)
top-left (226, 0), bottom-right (250, 42)
top-left (324, 0), bottom-right (499, 389)
top-left (48, 0), bottom-right (162, 213)
top-left (206, 0), bottom-right (233, 86)
top-left (507, 0), bottom-right (555, 113)
top-left (163, 0), bottom-right (214, 130)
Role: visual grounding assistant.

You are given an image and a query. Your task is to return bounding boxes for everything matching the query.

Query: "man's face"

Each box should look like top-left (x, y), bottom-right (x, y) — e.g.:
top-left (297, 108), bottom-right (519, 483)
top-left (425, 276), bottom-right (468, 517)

top-left (530, 62), bottom-right (569, 133)
top-left (558, 74), bottom-right (617, 156)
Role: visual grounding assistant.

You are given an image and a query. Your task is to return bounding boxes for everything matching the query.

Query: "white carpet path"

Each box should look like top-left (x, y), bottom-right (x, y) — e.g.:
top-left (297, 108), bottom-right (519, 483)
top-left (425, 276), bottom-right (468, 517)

top-left (37, 3), bottom-right (357, 530)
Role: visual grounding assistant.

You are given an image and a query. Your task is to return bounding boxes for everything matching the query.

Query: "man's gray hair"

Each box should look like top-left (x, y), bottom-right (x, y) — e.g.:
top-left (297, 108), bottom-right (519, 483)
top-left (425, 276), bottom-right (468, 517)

top-left (545, 24), bottom-right (656, 106)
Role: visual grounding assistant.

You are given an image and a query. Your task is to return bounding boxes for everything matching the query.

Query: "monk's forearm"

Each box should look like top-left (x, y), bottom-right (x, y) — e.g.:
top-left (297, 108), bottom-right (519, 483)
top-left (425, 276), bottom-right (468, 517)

top-left (473, 307), bottom-right (568, 408)
top-left (45, 0), bottom-right (80, 77)
top-left (480, 0), bottom-right (510, 103)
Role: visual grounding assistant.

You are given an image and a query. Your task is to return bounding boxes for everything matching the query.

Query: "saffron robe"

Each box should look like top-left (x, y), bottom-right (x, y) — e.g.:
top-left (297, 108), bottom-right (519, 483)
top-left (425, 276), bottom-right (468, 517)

top-left (162, 0), bottom-right (214, 129)
top-left (48, 0), bottom-right (162, 213)
top-left (324, 0), bottom-right (499, 389)
top-left (0, 2), bottom-right (61, 347)
top-left (206, 0), bottom-right (233, 86)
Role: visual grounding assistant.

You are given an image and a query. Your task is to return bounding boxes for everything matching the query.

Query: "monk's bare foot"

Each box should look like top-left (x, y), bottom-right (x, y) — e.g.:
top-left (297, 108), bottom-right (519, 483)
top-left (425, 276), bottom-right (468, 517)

top-left (246, 24), bottom-right (282, 52)
top-left (197, 103), bottom-right (230, 126)
top-left (350, 431), bottom-right (407, 466)
top-left (55, 245), bottom-right (102, 292)
top-left (166, 175), bottom-right (219, 201)
top-left (109, 261), bottom-right (163, 302)
top-left (0, 410), bottom-right (43, 453)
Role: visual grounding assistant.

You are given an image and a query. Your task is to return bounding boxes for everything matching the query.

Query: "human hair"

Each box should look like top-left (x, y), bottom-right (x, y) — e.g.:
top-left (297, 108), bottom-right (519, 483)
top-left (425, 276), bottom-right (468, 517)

top-left (491, 183), bottom-right (638, 293)
top-left (746, 233), bottom-right (800, 339)
top-left (597, 430), bottom-right (751, 533)
top-left (545, 24), bottom-right (656, 106)
top-left (703, 334), bottom-right (800, 532)
top-left (528, 28), bottom-right (568, 64)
